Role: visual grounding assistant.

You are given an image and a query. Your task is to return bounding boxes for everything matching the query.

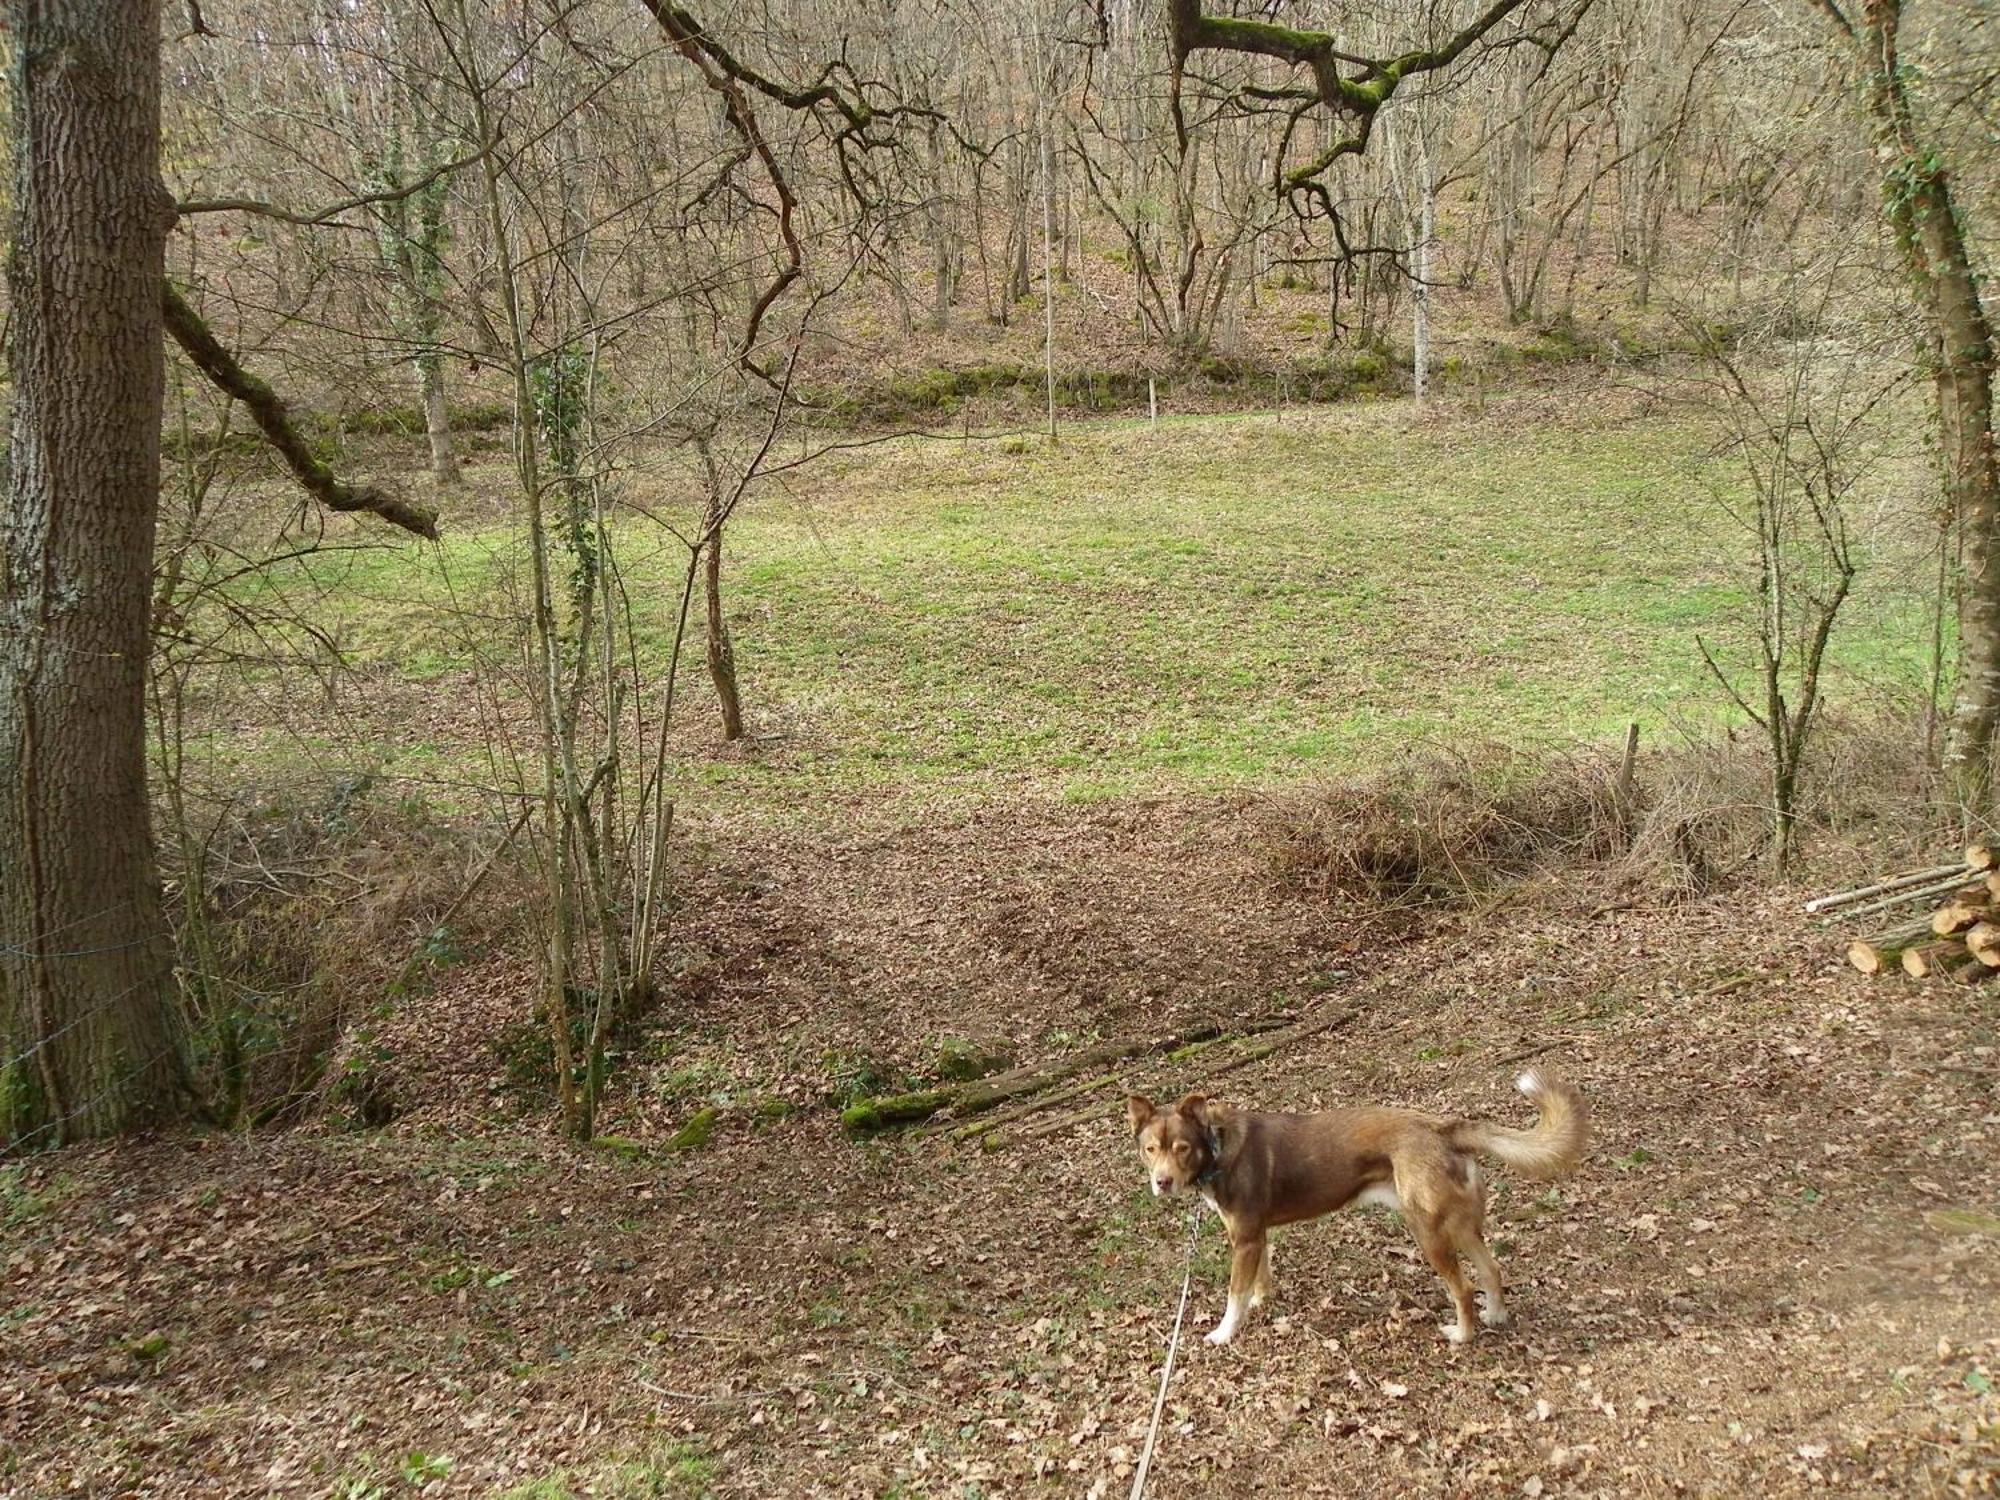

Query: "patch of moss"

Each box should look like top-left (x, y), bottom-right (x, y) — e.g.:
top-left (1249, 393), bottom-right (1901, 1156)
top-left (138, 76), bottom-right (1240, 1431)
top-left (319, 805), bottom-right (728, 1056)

top-left (1198, 352), bottom-right (1257, 385)
top-left (0, 1164), bottom-right (68, 1226)
top-left (1346, 350), bottom-right (1389, 386)
top-left (588, 1135), bottom-right (647, 1160)
top-left (1520, 320), bottom-right (1591, 365)
top-left (665, 1107), bottom-right (719, 1154)
top-left (935, 1036), bottom-right (1013, 1082)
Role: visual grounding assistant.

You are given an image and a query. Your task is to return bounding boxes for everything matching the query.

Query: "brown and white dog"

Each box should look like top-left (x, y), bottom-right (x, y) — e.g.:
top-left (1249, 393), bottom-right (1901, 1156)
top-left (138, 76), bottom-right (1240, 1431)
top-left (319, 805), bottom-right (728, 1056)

top-left (1126, 1072), bottom-right (1588, 1346)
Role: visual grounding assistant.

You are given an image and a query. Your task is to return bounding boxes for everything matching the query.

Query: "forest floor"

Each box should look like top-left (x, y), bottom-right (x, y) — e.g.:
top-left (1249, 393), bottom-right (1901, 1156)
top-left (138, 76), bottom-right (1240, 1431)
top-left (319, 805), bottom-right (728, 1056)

top-left (6, 800), bottom-right (1998, 1498)
top-left (6, 393), bottom-right (1996, 1497)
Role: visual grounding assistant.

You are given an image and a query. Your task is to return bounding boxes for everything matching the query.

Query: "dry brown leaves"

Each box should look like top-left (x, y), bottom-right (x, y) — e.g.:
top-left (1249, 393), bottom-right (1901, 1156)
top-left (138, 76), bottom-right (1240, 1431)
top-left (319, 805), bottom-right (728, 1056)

top-left (4, 804), bottom-right (1997, 1497)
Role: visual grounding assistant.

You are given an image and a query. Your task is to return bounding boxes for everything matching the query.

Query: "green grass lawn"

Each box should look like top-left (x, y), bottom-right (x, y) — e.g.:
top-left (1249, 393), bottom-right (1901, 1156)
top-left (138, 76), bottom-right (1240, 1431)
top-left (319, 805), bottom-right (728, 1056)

top-left (207, 402), bottom-right (1939, 815)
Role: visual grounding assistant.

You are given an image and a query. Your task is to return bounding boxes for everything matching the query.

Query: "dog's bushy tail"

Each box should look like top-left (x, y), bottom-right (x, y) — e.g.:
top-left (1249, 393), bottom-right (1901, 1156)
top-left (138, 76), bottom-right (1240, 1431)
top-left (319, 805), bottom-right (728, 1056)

top-left (1448, 1071), bottom-right (1589, 1181)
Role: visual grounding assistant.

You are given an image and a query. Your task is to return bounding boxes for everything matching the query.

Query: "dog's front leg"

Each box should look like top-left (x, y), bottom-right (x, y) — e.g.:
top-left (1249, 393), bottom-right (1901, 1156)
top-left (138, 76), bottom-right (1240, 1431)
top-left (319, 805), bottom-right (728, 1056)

top-left (1206, 1232), bottom-right (1265, 1346)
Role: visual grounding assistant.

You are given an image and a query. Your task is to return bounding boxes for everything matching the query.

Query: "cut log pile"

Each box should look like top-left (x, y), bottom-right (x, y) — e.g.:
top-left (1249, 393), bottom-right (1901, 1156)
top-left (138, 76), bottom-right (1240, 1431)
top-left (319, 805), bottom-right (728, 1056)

top-left (1818, 845), bottom-right (2000, 982)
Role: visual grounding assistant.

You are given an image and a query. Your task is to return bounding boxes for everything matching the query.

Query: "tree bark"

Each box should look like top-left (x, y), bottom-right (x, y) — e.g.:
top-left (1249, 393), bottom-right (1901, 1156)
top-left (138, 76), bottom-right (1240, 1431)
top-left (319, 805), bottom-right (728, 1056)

top-left (1860, 0), bottom-right (2000, 818)
top-left (704, 524), bottom-right (744, 743)
top-left (0, 0), bottom-right (191, 1145)
top-left (1413, 143), bottom-right (1434, 403)
top-left (420, 355), bottom-right (459, 486)
top-left (696, 443), bottom-right (744, 743)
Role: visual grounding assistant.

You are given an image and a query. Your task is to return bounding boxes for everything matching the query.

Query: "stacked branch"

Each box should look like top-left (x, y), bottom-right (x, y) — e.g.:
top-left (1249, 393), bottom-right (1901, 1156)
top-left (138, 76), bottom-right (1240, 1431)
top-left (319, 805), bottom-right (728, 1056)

top-left (1823, 847), bottom-right (2000, 982)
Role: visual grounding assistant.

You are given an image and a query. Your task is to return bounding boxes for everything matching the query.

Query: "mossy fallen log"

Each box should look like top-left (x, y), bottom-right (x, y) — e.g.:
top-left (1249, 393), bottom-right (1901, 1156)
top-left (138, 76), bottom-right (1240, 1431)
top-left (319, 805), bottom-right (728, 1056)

top-left (839, 1089), bottom-right (954, 1133)
top-left (587, 1134), bottom-right (648, 1159)
top-left (1850, 916), bottom-right (1946, 972)
top-left (839, 1022), bottom-right (1271, 1135)
top-left (1901, 940), bottom-right (1980, 980)
top-left (948, 1034), bottom-right (1238, 1143)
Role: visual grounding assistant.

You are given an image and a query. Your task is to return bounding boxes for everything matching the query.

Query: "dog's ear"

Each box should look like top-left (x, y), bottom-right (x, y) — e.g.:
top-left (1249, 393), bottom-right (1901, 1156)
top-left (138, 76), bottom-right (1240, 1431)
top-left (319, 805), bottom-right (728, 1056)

top-left (1125, 1094), bottom-right (1156, 1135)
top-left (1174, 1092), bottom-right (1209, 1126)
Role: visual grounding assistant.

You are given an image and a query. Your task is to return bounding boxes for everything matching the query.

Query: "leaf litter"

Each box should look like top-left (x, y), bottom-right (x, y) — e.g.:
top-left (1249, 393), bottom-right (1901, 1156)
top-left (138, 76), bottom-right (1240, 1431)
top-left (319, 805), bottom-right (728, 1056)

top-left (3, 798), bottom-right (1997, 1496)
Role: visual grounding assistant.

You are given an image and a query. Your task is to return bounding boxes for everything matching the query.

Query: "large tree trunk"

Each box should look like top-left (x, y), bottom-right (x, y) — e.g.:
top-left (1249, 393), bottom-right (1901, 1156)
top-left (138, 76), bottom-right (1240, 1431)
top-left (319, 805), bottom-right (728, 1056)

top-left (1862, 0), bottom-right (2000, 817)
top-left (0, 0), bottom-right (190, 1145)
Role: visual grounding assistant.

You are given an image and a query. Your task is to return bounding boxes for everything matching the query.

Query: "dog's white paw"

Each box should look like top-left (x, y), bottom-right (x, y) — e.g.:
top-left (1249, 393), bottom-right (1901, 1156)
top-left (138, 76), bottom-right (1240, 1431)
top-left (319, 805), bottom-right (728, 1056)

top-left (1440, 1322), bottom-right (1472, 1344)
top-left (1205, 1324), bottom-right (1237, 1346)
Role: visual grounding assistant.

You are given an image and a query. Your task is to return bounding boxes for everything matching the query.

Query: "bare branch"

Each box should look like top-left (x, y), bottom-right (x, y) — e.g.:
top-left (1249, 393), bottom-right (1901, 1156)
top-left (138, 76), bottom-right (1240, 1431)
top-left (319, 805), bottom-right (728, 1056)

top-left (162, 282), bottom-right (440, 541)
top-left (177, 147), bottom-right (487, 228)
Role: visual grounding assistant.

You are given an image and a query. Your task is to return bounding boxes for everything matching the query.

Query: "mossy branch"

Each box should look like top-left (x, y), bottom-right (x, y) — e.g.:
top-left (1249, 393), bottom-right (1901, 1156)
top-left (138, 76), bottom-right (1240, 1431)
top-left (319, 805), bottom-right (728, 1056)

top-left (838, 1016), bottom-right (1307, 1136)
top-left (161, 282), bottom-right (440, 541)
top-left (1169, 0), bottom-right (1537, 192)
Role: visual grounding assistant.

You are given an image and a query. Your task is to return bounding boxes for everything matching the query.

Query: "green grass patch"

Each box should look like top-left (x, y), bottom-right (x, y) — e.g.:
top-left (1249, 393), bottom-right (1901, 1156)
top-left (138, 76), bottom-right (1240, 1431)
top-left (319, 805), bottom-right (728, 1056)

top-left (198, 405), bottom-right (1936, 821)
top-left (498, 1440), bottom-right (718, 1498)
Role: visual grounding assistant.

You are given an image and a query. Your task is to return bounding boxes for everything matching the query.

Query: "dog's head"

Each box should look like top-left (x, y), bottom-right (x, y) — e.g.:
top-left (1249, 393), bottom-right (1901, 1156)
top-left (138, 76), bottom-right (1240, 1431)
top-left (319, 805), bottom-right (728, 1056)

top-left (1126, 1092), bottom-right (1227, 1197)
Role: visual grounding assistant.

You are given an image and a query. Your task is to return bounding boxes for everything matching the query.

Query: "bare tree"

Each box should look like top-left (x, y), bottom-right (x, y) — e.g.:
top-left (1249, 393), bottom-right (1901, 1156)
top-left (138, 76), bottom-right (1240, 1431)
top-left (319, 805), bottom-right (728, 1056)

top-left (1684, 259), bottom-right (1903, 865)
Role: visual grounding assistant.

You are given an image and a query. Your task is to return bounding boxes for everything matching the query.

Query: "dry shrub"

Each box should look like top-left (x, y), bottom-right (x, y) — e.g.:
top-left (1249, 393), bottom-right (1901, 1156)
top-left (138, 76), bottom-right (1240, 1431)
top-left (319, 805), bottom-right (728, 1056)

top-left (1255, 744), bottom-right (1636, 906)
top-left (163, 776), bottom-right (528, 1124)
top-left (1612, 738), bottom-right (1770, 900)
top-left (1620, 705), bottom-right (1950, 898)
top-left (1258, 708), bottom-right (1949, 913)
top-left (1256, 709), bottom-right (1949, 912)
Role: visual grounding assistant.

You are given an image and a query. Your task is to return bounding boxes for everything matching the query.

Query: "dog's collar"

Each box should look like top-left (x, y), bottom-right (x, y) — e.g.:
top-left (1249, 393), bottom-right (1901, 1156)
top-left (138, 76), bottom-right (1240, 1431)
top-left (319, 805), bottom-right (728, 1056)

top-left (1194, 1127), bottom-right (1224, 1188)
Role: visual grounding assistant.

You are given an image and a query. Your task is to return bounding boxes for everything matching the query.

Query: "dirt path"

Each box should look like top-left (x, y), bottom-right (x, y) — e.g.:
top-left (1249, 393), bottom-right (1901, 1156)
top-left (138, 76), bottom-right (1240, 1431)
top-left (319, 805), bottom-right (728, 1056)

top-left (4, 805), bottom-right (1996, 1497)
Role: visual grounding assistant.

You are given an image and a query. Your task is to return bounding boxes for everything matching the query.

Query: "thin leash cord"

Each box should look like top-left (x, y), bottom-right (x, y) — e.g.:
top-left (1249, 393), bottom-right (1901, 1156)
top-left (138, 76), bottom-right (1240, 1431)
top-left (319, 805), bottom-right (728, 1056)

top-left (1128, 1200), bottom-right (1203, 1500)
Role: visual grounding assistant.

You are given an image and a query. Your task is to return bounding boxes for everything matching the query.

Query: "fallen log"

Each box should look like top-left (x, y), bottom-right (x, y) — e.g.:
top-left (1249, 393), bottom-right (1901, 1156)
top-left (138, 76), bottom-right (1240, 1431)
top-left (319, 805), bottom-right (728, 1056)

top-left (839, 1015), bottom-right (1294, 1134)
top-left (1835, 871), bottom-right (1976, 925)
top-left (1849, 918), bottom-right (1941, 974)
top-left (1967, 922), bottom-right (2000, 967)
top-left (946, 1034), bottom-right (1238, 1143)
top-left (976, 1004), bottom-right (1365, 1152)
top-left (1902, 941), bottom-right (1982, 980)
top-left (1932, 886), bottom-right (1995, 935)
top-left (1967, 844), bottom-right (1997, 872)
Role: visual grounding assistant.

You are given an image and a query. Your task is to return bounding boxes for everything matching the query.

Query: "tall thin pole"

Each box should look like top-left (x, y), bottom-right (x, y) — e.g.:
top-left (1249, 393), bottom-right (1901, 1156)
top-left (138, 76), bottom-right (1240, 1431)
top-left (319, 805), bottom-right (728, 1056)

top-left (1034, 18), bottom-right (1058, 443)
top-left (1413, 134), bottom-right (1433, 404)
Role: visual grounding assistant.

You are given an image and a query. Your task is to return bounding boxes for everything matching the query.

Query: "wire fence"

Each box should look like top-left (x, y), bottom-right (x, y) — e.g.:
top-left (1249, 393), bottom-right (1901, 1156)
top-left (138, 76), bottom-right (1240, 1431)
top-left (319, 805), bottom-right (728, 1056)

top-left (1, 899), bottom-right (186, 1159)
top-left (2, 1041), bottom-right (187, 1157)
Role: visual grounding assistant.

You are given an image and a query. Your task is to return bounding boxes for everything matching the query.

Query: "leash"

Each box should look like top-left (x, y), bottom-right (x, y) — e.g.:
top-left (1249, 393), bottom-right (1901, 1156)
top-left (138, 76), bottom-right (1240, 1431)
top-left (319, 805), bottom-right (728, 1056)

top-left (1128, 1199), bottom-right (1204, 1500)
